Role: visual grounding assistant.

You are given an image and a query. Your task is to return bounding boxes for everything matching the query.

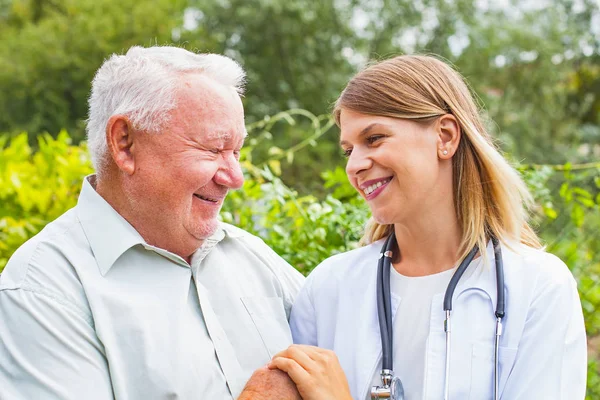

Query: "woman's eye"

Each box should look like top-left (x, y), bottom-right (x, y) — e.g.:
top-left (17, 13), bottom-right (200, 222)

top-left (367, 135), bottom-right (384, 144)
top-left (342, 148), bottom-right (352, 157)
top-left (209, 148), bottom-right (221, 154)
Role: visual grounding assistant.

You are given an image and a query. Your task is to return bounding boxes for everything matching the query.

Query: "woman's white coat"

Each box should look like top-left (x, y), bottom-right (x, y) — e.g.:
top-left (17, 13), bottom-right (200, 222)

top-left (290, 240), bottom-right (587, 400)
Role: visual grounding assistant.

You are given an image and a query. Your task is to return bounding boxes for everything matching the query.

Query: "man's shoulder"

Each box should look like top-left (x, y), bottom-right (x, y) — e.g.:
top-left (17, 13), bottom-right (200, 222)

top-left (220, 222), bottom-right (257, 240)
top-left (219, 223), bottom-right (279, 255)
top-left (1, 208), bottom-right (92, 319)
top-left (216, 222), bottom-right (304, 288)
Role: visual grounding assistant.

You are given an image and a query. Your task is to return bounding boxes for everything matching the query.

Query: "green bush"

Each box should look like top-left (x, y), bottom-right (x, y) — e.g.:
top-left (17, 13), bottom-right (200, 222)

top-left (1, 113), bottom-right (599, 397)
top-left (0, 131), bottom-right (93, 269)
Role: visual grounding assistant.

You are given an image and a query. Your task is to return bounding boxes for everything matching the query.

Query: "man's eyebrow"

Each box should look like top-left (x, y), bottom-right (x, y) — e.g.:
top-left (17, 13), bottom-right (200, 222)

top-left (205, 129), bottom-right (248, 142)
top-left (339, 123), bottom-right (387, 147)
top-left (205, 131), bottom-right (233, 140)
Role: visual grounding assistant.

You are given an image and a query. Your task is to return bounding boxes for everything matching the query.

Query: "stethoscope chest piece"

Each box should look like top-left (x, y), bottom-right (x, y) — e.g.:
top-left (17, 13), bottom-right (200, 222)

top-left (371, 369), bottom-right (405, 399)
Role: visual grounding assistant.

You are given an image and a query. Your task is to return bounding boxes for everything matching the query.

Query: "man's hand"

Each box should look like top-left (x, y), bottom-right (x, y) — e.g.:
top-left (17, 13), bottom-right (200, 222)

top-left (268, 345), bottom-right (353, 400)
top-left (238, 366), bottom-right (302, 400)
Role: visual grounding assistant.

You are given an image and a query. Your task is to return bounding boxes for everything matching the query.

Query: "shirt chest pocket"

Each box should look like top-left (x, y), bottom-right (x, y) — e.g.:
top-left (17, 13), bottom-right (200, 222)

top-left (469, 342), bottom-right (518, 399)
top-left (241, 296), bottom-right (293, 359)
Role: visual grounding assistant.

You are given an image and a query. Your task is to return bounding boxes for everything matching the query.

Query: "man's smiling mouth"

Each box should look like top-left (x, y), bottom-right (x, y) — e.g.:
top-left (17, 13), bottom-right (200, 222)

top-left (193, 193), bottom-right (219, 203)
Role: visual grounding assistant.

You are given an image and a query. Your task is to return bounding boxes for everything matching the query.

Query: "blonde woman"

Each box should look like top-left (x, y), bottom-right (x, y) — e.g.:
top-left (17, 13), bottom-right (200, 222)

top-left (268, 55), bottom-right (587, 400)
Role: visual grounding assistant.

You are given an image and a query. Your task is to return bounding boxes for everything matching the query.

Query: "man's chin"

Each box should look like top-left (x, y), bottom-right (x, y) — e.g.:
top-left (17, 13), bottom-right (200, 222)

top-left (188, 219), bottom-right (220, 241)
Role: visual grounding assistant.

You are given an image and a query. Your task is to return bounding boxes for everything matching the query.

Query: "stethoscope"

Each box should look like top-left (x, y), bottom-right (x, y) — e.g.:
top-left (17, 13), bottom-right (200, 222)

top-left (371, 232), bottom-right (505, 400)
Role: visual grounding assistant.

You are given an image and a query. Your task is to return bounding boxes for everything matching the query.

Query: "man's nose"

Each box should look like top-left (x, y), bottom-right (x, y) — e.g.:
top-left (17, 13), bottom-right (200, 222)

top-left (214, 153), bottom-right (244, 189)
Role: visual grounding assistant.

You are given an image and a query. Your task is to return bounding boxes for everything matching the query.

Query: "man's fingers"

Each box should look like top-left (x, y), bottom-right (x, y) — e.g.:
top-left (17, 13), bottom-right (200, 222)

top-left (268, 357), bottom-right (313, 385)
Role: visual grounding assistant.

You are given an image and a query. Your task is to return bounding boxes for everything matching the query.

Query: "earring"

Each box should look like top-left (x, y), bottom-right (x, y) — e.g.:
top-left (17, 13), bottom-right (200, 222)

top-left (442, 150), bottom-right (448, 155)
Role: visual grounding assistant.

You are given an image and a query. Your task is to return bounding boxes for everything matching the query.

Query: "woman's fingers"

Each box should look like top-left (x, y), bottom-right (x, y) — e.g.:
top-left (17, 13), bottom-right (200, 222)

top-left (268, 345), bottom-right (353, 400)
top-left (268, 356), bottom-right (311, 386)
top-left (288, 345), bottom-right (342, 373)
top-left (271, 345), bottom-right (319, 372)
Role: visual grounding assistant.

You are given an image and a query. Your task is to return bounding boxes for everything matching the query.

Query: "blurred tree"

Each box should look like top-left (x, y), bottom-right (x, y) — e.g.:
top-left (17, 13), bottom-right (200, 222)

top-left (450, 1), bottom-right (600, 164)
top-left (178, 0), bottom-right (599, 188)
top-left (182, 0), bottom-right (359, 120)
top-left (0, 0), bottom-right (598, 186)
top-left (0, 0), bottom-right (193, 141)
top-left (177, 0), bottom-right (363, 190)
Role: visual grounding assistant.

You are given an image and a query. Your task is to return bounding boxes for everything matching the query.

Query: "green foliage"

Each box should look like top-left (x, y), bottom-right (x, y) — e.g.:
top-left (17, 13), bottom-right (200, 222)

top-left (0, 0), bottom-right (191, 141)
top-left (221, 166), bottom-right (368, 275)
top-left (0, 131), bottom-right (93, 269)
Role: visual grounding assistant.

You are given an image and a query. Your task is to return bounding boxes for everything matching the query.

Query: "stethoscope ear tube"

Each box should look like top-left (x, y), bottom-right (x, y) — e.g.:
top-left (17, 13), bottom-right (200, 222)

top-left (378, 232), bottom-right (396, 371)
top-left (442, 245), bottom-right (479, 311)
top-left (492, 236), bottom-right (505, 318)
top-left (491, 236), bottom-right (505, 400)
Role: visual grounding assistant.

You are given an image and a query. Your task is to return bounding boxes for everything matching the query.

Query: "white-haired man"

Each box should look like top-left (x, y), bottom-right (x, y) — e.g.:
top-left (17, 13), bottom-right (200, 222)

top-left (0, 46), bottom-right (304, 399)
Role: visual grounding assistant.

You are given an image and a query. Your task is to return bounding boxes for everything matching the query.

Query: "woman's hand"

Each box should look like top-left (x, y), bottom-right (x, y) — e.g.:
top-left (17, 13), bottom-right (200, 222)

top-left (268, 344), bottom-right (353, 400)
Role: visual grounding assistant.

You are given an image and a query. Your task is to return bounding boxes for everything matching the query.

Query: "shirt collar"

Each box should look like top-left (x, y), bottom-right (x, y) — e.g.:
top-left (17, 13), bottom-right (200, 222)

top-left (76, 175), bottom-right (146, 276)
top-left (76, 175), bottom-right (236, 276)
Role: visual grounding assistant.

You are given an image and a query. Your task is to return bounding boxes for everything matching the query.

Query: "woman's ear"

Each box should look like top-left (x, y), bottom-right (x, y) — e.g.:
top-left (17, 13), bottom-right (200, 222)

top-left (105, 115), bottom-right (136, 175)
top-left (437, 114), bottom-right (461, 159)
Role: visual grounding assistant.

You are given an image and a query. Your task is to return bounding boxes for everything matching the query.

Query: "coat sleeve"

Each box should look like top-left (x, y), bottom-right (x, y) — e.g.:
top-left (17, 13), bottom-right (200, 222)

top-left (0, 288), bottom-right (115, 400)
top-left (501, 256), bottom-right (587, 400)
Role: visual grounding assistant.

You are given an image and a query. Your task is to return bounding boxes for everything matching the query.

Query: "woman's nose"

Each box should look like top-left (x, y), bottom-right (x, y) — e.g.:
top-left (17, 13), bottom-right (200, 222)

top-left (345, 149), bottom-right (371, 178)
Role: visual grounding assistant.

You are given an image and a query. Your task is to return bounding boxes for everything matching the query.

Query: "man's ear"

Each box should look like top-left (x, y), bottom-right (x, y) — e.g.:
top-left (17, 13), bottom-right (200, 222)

top-left (106, 115), bottom-right (136, 175)
top-left (437, 114), bottom-right (461, 160)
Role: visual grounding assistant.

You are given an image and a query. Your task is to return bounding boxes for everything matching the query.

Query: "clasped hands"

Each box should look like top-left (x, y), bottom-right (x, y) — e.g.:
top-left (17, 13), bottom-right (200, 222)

top-left (267, 344), bottom-right (353, 400)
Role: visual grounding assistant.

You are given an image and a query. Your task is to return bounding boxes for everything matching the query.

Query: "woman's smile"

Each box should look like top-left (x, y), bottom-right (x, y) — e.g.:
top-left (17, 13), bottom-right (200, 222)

top-left (360, 176), bottom-right (393, 200)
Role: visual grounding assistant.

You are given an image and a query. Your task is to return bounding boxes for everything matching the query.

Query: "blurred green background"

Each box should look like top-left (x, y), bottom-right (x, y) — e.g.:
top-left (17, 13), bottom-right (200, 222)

top-left (0, 0), bottom-right (599, 397)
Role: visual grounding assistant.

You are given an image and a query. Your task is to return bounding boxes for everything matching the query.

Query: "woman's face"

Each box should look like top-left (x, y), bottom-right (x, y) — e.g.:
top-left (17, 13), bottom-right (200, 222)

top-left (339, 109), bottom-right (451, 226)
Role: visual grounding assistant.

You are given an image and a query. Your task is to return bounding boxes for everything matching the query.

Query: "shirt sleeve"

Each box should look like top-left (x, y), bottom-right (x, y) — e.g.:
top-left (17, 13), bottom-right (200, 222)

top-left (0, 288), bottom-right (115, 400)
top-left (501, 258), bottom-right (587, 399)
top-left (243, 233), bottom-right (305, 318)
top-left (270, 254), bottom-right (305, 319)
top-left (289, 275), bottom-right (318, 346)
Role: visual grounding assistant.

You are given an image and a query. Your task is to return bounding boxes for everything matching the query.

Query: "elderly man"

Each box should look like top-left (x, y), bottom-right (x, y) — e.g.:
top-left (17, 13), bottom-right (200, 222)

top-left (0, 46), bottom-right (304, 399)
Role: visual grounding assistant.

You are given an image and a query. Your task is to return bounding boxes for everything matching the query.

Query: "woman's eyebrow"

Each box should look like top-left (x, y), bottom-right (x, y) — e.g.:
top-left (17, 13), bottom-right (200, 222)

top-left (339, 123), bottom-right (388, 146)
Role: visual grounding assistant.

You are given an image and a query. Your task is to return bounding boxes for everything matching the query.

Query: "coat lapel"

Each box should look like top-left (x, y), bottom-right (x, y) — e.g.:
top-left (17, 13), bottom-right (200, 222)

top-left (335, 243), bottom-right (402, 400)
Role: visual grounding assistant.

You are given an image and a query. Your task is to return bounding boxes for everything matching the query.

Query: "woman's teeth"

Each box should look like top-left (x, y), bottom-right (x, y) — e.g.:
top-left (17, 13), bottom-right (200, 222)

top-left (364, 179), bottom-right (390, 195)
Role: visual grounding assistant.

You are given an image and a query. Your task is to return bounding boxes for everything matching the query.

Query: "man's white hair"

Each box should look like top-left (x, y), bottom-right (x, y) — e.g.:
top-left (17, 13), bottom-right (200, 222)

top-left (86, 46), bottom-right (246, 174)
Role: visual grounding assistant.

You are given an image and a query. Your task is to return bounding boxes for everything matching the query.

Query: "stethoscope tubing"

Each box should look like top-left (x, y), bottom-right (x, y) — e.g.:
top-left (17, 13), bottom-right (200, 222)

top-left (377, 232), bottom-right (505, 400)
top-left (377, 234), bottom-right (396, 371)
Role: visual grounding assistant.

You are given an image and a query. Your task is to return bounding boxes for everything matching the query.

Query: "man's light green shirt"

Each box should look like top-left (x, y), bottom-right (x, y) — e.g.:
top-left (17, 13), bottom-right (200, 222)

top-left (0, 177), bottom-right (304, 399)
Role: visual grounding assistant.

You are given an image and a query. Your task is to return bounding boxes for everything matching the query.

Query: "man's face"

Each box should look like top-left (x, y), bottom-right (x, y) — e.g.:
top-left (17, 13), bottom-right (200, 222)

top-left (126, 73), bottom-right (245, 257)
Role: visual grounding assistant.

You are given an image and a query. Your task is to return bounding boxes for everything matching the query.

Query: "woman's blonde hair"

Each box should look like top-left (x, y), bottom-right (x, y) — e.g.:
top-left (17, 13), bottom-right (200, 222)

top-left (333, 55), bottom-right (542, 260)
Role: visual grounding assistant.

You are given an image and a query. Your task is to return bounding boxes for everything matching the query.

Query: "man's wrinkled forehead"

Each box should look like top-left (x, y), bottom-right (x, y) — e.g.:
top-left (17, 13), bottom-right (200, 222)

top-left (204, 128), bottom-right (248, 143)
